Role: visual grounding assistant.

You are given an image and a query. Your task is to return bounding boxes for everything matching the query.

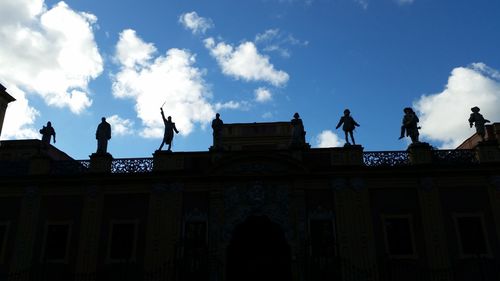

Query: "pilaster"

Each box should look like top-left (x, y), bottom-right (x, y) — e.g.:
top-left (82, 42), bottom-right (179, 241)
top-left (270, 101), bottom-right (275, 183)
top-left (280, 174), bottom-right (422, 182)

top-left (417, 178), bottom-right (452, 280)
top-left (10, 186), bottom-right (41, 276)
top-left (75, 186), bottom-right (104, 280)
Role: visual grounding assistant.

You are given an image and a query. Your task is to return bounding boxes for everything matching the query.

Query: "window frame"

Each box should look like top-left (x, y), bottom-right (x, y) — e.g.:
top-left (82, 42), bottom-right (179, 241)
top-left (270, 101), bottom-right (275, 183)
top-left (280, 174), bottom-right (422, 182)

top-left (40, 221), bottom-right (72, 263)
top-left (452, 212), bottom-right (492, 258)
top-left (106, 219), bottom-right (139, 263)
top-left (381, 214), bottom-right (418, 259)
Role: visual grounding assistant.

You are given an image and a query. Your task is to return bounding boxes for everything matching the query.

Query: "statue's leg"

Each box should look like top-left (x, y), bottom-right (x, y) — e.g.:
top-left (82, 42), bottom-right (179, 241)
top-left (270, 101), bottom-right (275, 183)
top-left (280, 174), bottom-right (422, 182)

top-left (344, 131), bottom-right (349, 144)
top-left (399, 126), bottom-right (405, 139)
top-left (349, 131), bottom-right (356, 145)
top-left (158, 140), bottom-right (165, 150)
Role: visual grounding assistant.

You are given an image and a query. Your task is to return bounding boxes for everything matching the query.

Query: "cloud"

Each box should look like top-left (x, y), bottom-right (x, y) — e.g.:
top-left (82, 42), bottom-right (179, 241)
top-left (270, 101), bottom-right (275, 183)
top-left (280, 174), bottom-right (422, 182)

top-left (178, 11), bottom-right (213, 35)
top-left (0, 0), bottom-right (103, 115)
top-left (214, 101), bottom-right (244, 111)
top-left (254, 87), bottom-right (272, 103)
top-left (112, 29), bottom-right (216, 138)
top-left (255, 28), bottom-right (308, 58)
top-left (414, 63), bottom-right (500, 148)
top-left (107, 115), bottom-right (134, 136)
top-left (1, 84), bottom-right (40, 140)
top-left (315, 130), bottom-right (343, 148)
top-left (394, 0), bottom-right (414, 5)
top-left (354, 0), bottom-right (368, 9)
top-left (204, 37), bottom-right (289, 87)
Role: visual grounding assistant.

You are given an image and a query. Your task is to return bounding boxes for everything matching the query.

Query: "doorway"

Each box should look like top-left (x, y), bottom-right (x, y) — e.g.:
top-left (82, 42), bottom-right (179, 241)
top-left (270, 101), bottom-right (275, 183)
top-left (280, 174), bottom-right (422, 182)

top-left (226, 215), bottom-right (292, 281)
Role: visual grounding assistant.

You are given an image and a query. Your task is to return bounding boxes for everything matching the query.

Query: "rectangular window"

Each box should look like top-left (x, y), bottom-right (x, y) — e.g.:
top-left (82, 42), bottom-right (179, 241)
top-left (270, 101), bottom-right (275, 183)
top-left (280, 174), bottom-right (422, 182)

top-left (383, 215), bottom-right (416, 258)
top-left (42, 222), bottom-right (71, 262)
top-left (0, 222), bottom-right (9, 263)
top-left (108, 221), bottom-right (138, 262)
top-left (454, 214), bottom-right (490, 257)
top-left (310, 219), bottom-right (335, 257)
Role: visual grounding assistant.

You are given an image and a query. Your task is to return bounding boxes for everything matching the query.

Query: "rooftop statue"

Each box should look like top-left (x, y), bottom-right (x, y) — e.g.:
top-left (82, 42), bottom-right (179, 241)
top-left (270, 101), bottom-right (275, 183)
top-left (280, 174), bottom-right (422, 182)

top-left (469, 106), bottom-right (490, 141)
top-left (211, 113), bottom-right (224, 151)
top-left (290, 112), bottom-right (306, 147)
top-left (96, 117), bottom-right (112, 154)
top-left (335, 109), bottom-right (360, 145)
top-left (398, 107), bottom-right (420, 144)
top-left (158, 108), bottom-right (179, 152)
top-left (40, 121), bottom-right (56, 145)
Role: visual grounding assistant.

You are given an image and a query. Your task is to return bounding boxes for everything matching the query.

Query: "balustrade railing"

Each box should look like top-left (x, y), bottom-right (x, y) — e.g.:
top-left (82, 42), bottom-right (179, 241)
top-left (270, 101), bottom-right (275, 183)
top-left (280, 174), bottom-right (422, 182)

top-left (111, 158), bottom-right (154, 173)
top-left (432, 149), bottom-right (478, 165)
top-left (363, 151), bottom-right (410, 167)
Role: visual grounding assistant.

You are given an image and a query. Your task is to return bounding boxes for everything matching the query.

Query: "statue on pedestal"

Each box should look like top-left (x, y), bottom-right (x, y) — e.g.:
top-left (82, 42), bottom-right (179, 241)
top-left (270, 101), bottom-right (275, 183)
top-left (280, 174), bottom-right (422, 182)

top-left (399, 107), bottom-right (420, 144)
top-left (40, 121), bottom-right (56, 145)
top-left (335, 109), bottom-right (360, 145)
top-left (468, 106), bottom-right (490, 141)
top-left (96, 117), bottom-right (111, 154)
top-left (290, 112), bottom-right (306, 147)
top-left (158, 108), bottom-right (179, 152)
top-left (211, 113), bottom-right (224, 151)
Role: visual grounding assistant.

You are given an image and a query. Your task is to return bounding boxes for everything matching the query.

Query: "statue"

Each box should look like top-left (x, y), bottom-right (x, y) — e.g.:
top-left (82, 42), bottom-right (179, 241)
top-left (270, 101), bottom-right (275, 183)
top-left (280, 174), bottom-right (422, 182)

top-left (469, 106), bottom-right (490, 141)
top-left (211, 113), bottom-right (224, 150)
top-left (39, 121), bottom-right (56, 145)
top-left (290, 112), bottom-right (306, 147)
top-left (398, 107), bottom-right (420, 144)
top-left (96, 117), bottom-right (111, 154)
top-left (158, 108), bottom-right (179, 151)
top-left (335, 109), bottom-right (360, 145)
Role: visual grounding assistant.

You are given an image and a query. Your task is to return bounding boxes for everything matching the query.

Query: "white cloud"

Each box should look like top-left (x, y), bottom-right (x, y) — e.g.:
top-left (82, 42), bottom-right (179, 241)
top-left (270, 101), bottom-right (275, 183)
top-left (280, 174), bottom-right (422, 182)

top-left (115, 29), bottom-right (156, 68)
top-left (106, 115), bottom-right (134, 136)
top-left (204, 37), bottom-right (289, 87)
top-left (394, 0), bottom-right (414, 5)
top-left (414, 63), bottom-right (500, 148)
top-left (214, 101), bottom-right (243, 111)
top-left (112, 29), bottom-right (216, 139)
top-left (255, 28), bottom-right (308, 58)
top-left (315, 130), bottom-right (343, 148)
top-left (1, 84), bottom-right (40, 140)
top-left (178, 11), bottom-right (213, 35)
top-left (354, 0), bottom-right (368, 9)
top-left (0, 0), bottom-right (103, 115)
top-left (254, 87), bottom-right (272, 103)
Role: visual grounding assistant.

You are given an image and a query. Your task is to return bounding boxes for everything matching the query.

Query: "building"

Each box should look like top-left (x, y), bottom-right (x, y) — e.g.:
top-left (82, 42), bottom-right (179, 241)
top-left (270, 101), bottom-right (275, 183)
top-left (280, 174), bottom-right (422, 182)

top-left (1, 85), bottom-right (500, 281)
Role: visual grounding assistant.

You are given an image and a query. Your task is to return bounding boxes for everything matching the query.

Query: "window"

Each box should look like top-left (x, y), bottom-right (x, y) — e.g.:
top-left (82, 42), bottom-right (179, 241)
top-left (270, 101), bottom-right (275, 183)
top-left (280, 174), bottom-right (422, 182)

top-left (42, 222), bottom-right (71, 262)
top-left (108, 221), bottom-right (138, 262)
top-left (382, 215), bottom-right (416, 258)
top-left (310, 219), bottom-right (336, 257)
top-left (454, 214), bottom-right (490, 257)
top-left (0, 222), bottom-right (9, 263)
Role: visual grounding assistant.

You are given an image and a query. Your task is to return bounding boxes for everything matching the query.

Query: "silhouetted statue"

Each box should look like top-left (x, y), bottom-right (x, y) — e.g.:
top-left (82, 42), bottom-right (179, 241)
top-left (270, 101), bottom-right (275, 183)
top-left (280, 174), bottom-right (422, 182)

top-left (158, 108), bottom-right (179, 151)
top-left (290, 112), bottom-right (306, 147)
top-left (39, 121), bottom-right (56, 145)
top-left (398, 107), bottom-right (420, 144)
top-left (469, 106), bottom-right (490, 141)
top-left (211, 113), bottom-right (224, 150)
top-left (96, 117), bottom-right (111, 154)
top-left (336, 109), bottom-right (360, 145)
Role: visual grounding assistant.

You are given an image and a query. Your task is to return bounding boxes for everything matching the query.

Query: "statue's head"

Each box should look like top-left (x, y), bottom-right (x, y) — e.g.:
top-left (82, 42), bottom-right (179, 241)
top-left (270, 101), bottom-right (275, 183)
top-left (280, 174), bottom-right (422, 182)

top-left (168, 116), bottom-right (172, 121)
top-left (293, 112), bottom-right (300, 118)
top-left (403, 107), bottom-right (412, 114)
top-left (216, 113), bottom-right (220, 118)
top-left (47, 121), bottom-right (52, 127)
top-left (101, 117), bottom-right (106, 122)
top-left (471, 106), bottom-right (480, 113)
top-left (344, 109), bottom-right (350, 115)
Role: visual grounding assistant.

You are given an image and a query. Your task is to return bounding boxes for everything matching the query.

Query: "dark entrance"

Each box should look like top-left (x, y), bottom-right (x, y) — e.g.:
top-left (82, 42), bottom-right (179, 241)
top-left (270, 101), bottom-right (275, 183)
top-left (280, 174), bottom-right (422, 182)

top-left (226, 215), bottom-right (292, 281)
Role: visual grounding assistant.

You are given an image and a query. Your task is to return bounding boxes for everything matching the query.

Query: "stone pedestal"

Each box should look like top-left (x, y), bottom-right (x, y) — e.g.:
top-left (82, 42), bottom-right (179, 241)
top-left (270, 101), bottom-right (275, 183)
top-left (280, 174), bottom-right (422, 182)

top-left (330, 145), bottom-right (364, 166)
top-left (476, 140), bottom-right (500, 163)
top-left (89, 153), bottom-right (113, 173)
top-left (407, 142), bottom-right (432, 165)
top-left (153, 150), bottom-right (184, 171)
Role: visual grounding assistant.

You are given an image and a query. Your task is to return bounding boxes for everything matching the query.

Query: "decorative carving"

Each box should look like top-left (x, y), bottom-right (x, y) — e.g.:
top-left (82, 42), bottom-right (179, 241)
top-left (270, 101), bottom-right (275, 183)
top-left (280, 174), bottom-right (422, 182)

top-left (112, 158), bottom-right (154, 173)
top-left (223, 182), bottom-right (291, 242)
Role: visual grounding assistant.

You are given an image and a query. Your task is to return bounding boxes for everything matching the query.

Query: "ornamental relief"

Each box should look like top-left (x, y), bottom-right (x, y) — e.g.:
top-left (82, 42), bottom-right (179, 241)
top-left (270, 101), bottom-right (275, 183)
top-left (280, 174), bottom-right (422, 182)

top-left (222, 181), bottom-right (291, 243)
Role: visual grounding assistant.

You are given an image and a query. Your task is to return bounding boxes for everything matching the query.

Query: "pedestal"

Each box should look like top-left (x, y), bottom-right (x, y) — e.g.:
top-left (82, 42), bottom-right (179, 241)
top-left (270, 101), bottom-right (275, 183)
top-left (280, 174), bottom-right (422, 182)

top-left (89, 153), bottom-right (113, 173)
top-left (152, 150), bottom-right (184, 172)
top-left (407, 142), bottom-right (432, 165)
top-left (330, 144), bottom-right (364, 166)
top-left (476, 140), bottom-right (500, 163)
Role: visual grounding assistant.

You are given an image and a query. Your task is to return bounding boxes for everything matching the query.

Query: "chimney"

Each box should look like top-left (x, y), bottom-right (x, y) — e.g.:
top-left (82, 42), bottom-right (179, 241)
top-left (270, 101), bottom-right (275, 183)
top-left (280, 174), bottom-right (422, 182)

top-left (0, 83), bottom-right (16, 138)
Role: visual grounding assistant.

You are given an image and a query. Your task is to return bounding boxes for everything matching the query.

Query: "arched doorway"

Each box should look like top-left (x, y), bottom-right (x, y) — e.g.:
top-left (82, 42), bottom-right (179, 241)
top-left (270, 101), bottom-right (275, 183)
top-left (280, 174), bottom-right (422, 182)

top-left (226, 215), bottom-right (292, 281)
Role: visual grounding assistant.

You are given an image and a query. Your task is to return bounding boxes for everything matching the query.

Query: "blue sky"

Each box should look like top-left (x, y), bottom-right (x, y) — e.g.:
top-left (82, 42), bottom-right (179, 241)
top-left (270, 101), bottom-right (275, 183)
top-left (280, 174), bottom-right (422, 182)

top-left (1, 0), bottom-right (499, 159)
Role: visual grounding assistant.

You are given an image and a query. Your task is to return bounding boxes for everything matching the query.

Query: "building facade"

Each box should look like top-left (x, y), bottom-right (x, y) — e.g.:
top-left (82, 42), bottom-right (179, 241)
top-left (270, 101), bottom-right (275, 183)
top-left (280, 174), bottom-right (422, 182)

top-left (1, 87), bottom-right (500, 281)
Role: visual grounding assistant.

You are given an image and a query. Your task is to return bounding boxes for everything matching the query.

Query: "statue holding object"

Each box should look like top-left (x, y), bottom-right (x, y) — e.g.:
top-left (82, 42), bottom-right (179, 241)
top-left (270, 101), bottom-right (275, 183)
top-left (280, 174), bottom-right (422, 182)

top-left (158, 108), bottom-right (179, 152)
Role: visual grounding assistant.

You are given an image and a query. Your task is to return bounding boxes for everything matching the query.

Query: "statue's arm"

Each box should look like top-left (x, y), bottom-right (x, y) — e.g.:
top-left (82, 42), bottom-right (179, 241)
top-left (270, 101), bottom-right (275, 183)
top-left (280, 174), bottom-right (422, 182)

top-left (335, 118), bottom-right (343, 129)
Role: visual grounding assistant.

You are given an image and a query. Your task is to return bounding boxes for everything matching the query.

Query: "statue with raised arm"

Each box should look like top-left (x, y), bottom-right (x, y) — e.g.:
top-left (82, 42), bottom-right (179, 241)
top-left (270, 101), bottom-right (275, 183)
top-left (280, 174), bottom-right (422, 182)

top-left (158, 108), bottom-right (179, 151)
top-left (398, 107), bottom-right (420, 144)
top-left (211, 113), bottom-right (224, 150)
top-left (96, 117), bottom-right (112, 154)
top-left (335, 109), bottom-right (360, 145)
top-left (469, 106), bottom-right (490, 141)
top-left (40, 121), bottom-right (56, 145)
top-left (290, 112), bottom-right (306, 147)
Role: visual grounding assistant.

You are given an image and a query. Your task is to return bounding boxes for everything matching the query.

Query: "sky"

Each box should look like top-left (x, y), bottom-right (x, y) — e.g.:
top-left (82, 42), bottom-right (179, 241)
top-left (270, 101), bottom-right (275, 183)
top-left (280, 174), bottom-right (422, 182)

top-left (1, 0), bottom-right (499, 159)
